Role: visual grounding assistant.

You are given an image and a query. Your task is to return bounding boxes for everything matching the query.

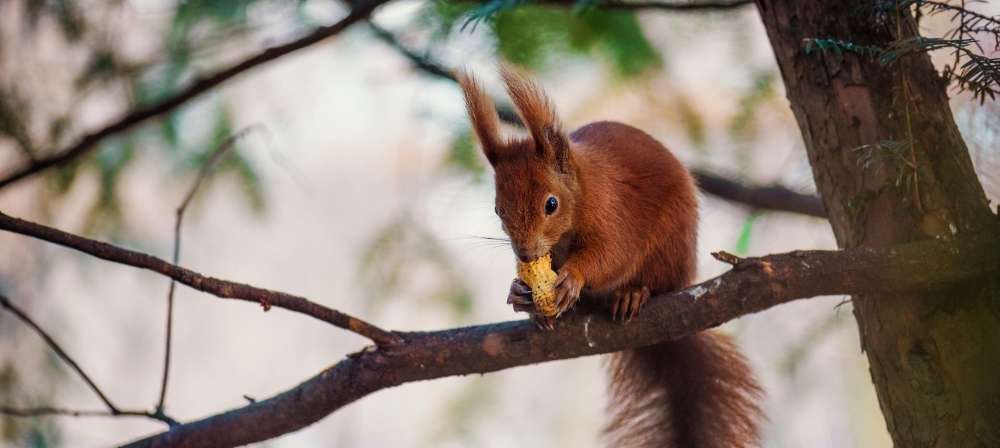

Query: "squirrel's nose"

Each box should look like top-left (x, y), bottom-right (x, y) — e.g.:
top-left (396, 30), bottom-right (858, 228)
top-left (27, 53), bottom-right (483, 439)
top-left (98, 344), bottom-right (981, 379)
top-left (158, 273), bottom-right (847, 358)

top-left (514, 246), bottom-right (533, 262)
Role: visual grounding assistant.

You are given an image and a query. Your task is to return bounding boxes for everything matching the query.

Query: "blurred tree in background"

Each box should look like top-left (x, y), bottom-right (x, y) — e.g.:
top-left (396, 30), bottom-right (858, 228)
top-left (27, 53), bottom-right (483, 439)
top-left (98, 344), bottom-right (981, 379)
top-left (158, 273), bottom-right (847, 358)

top-left (3, 1), bottom-right (273, 238)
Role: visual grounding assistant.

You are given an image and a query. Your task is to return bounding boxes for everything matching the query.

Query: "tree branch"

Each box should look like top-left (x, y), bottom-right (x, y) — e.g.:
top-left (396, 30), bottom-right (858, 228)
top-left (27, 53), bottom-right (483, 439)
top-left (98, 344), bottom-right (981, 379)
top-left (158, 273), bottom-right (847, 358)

top-left (0, 295), bottom-right (118, 413)
top-left (0, 406), bottom-right (179, 426)
top-left (0, 212), bottom-right (402, 346)
top-left (0, 0), bottom-right (392, 190)
top-left (0, 407), bottom-right (126, 418)
top-left (366, 22), bottom-right (525, 124)
top-left (692, 170), bottom-right (826, 218)
top-left (0, 295), bottom-right (179, 427)
top-left (123, 232), bottom-right (999, 447)
top-left (367, 21), bottom-right (826, 218)
top-left (157, 127), bottom-right (258, 416)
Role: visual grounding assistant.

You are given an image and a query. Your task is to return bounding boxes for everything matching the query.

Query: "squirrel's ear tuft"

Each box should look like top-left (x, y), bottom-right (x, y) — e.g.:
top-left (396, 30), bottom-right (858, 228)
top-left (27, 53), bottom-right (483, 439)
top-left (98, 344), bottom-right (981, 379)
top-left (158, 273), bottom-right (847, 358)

top-left (456, 70), bottom-right (502, 166)
top-left (500, 65), bottom-right (571, 173)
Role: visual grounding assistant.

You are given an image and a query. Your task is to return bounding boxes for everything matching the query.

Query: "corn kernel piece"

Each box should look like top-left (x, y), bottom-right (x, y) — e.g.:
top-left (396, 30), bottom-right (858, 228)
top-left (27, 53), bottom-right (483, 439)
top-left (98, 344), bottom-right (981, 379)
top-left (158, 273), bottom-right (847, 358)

top-left (516, 253), bottom-right (558, 317)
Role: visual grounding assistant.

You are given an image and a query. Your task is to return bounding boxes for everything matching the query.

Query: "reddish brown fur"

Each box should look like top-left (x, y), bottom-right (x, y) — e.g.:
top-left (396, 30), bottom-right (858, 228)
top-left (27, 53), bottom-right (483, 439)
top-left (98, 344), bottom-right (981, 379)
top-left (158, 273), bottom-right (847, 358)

top-left (457, 71), bottom-right (503, 159)
top-left (460, 68), bottom-right (763, 447)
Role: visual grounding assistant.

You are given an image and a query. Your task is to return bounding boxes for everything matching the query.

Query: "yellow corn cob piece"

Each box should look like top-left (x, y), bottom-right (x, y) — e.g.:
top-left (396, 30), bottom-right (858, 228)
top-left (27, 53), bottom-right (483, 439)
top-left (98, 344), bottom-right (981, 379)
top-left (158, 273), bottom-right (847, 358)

top-left (516, 253), bottom-right (558, 317)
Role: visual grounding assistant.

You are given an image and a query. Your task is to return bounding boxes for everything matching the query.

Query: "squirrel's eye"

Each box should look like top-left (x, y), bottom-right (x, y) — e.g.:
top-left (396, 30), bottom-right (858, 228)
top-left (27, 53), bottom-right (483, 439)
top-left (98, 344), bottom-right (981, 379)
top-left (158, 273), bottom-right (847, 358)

top-left (544, 196), bottom-right (558, 215)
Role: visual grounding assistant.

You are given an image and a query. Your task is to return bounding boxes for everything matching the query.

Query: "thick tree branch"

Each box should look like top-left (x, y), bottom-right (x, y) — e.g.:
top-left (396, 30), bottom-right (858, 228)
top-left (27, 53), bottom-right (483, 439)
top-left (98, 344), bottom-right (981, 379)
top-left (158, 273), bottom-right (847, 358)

top-left (0, 295), bottom-right (179, 427)
top-left (367, 22), bottom-right (825, 218)
top-left (124, 232), bottom-right (999, 447)
top-left (0, 212), bottom-right (402, 346)
top-left (0, 0), bottom-right (392, 190)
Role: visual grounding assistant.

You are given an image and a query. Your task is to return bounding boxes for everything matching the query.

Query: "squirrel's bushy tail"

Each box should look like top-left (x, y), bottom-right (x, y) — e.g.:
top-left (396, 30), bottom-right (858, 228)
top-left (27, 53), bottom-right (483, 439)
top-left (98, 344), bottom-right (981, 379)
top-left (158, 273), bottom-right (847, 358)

top-left (604, 331), bottom-right (764, 448)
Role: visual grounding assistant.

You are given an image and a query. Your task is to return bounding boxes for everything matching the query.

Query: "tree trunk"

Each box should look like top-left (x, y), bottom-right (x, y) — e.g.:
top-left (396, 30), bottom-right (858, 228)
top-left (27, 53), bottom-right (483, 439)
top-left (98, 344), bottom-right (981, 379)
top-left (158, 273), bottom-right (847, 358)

top-left (754, 1), bottom-right (1000, 446)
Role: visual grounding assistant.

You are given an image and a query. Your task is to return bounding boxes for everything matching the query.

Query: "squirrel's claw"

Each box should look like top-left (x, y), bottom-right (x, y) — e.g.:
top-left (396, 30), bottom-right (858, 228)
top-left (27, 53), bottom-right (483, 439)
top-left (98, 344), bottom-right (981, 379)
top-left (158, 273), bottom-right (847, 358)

top-left (532, 313), bottom-right (556, 330)
top-left (612, 286), bottom-right (650, 323)
top-left (508, 278), bottom-right (542, 314)
top-left (508, 278), bottom-right (556, 329)
top-left (553, 267), bottom-right (583, 316)
top-left (507, 278), bottom-right (534, 312)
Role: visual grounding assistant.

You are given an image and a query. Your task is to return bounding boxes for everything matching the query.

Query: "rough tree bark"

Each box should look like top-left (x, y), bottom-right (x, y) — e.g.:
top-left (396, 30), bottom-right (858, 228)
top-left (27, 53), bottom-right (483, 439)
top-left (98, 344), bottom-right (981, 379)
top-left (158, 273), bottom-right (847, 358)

top-left (755, 1), bottom-right (1000, 446)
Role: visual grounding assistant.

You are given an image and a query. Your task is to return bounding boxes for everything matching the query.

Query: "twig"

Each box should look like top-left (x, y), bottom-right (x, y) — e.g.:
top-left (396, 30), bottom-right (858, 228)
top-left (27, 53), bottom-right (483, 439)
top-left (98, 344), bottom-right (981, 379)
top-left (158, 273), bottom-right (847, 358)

top-left (366, 21), bottom-right (525, 125)
top-left (894, 7), bottom-right (926, 213)
top-left (368, 22), bottom-right (827, 218)
top-left (157, 127), bottom-right (258, 415)
top-left (0, 0), bottom-right (392, 190)
top-left (711, 250), bottom-right (744, 265)
top-left (0, 295), bottom-right (117, 413)
top-left (0, 406), bottom-right (179, 426)
top-left (691, 171), bottom-right (827, 218)
top-left (0, 295), bottom-right (179, 427)
top-left (0, 407), bottom-right (118, 418)
top-left (367, 22), bottom-right (451, 80)
top-left (0, 212), bottom-right (403, 346)
top-left (123, 232), bottom-right (1000, 448)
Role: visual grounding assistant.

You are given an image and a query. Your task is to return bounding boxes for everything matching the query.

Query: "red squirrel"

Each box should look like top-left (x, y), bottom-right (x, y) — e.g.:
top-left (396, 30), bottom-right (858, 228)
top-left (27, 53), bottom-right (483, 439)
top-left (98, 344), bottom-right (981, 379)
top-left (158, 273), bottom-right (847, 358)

top-left (459, 68), bottom-right (763, 447)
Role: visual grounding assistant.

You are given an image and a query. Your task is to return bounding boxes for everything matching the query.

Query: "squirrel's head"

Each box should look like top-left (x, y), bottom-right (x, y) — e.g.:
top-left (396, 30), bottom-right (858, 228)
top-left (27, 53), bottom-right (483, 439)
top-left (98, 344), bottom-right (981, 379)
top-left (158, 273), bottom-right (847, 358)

top-left (458, 67), bottom-right (578, 262)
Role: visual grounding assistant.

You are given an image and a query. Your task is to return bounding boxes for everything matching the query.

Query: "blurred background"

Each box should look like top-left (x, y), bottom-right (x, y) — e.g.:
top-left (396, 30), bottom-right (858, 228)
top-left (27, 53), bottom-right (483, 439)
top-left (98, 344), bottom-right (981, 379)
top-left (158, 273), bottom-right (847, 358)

top-left (0, 0), bottom-right (997, 446)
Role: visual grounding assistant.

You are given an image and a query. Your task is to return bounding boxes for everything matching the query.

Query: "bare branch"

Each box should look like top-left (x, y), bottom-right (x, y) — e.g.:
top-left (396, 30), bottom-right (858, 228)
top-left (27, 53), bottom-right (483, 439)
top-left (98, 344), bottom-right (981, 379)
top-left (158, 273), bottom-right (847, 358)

top-left (123, 232), bottom-right (999, 447)
top-left (0, 295), bottom-right (179, 427)
top-left (692, 170), bottom-right (827, 218)
top-left (1, 407), bottom-right (112, 418)
top-left (366, 22), bottom-right (525, 125)
top-left (0, 406), bottom-right (179, 426)
top-left (157, 127), bottom-right (258, 416)
top-left (367, 22), bottom-right (451, 80)
top-left (0, 295), bottom-right (118, 413)
top-left (0, 212), bottom-right (403, 346)
top-left (0, 0), bottom-right (392, 190)
top-left (367, 22), bottom-right (826, 218)
top-left (0, 407), bottom-right (119, 418)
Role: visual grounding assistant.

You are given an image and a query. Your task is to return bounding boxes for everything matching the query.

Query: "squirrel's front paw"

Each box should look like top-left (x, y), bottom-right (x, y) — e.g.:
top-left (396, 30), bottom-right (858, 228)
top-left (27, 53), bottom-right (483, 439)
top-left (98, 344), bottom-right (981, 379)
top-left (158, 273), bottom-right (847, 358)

top-left (506, 278), bottom-right (535, 313)
top-left (507, 278), bottom-right (557, 330)
top-left (554, 266), bottom-right (584, 316)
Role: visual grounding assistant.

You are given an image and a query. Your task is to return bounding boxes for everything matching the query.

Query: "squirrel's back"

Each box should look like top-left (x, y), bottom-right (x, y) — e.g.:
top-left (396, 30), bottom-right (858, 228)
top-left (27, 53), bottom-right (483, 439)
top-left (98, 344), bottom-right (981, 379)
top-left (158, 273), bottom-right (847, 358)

top-left (569, 120), bottom-right (699, 294)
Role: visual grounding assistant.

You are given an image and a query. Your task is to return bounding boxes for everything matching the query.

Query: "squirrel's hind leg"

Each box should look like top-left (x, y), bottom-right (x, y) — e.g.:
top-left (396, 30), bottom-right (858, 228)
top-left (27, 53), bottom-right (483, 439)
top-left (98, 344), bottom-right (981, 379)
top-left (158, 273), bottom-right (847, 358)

top-left (611, 286), bottom-right (650, 323)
